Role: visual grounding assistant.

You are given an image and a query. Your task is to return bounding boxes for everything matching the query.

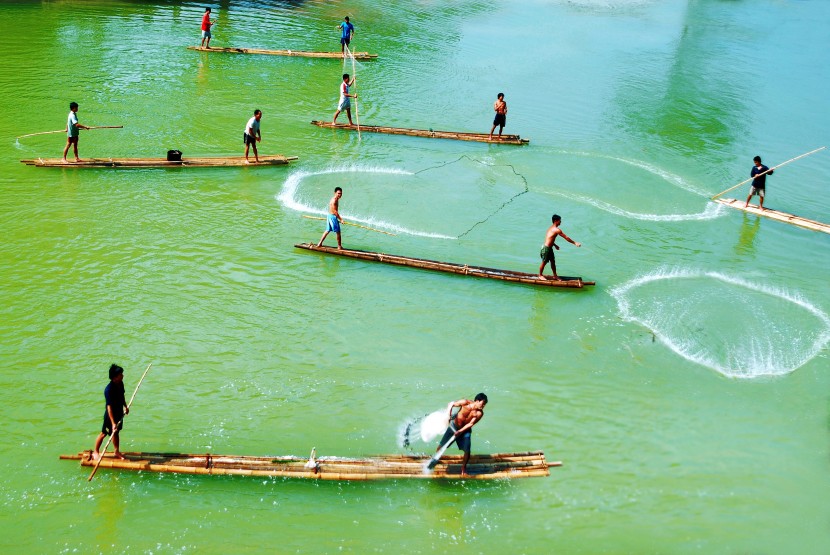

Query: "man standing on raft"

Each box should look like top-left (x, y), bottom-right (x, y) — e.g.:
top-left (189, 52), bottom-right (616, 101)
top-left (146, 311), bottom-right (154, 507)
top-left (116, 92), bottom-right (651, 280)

top-left (539, 214), bottom-right (581, 280)
top-left (318, 187), bottom-right (344, 249)
top-left (338, 16), bottom-right (355, 54)
top-left (745, 155), bottom-right (773, 210)
top-left (333, 74), bottom-right (357, 125)
top-left (200, 7), bottom-right (215, 48)
top-left (243, 109), bottom-right (262, 163)
top-left (489, 93), bottom-right (507, 140)
top-left (62, 102), bottom-right (89, 163)
top-left (92, 364), bottom-right (129, 461)
top-left (436, 393), bottom-right (488, 477)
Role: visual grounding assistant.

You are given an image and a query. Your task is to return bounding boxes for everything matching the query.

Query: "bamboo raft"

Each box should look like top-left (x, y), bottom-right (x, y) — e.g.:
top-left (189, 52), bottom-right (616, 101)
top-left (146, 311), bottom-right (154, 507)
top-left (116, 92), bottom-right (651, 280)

top-left (60, 450), bottom-right (559, 480)
top-left (20, 155), bottom-right (298, 169)
top-left (295, 243), bottom-right (595, 288)
top-left (310, 121), bottom-right (529, 145)
top-left (713, 198), bottom-right (830, 235)
top-left (187, 46), bottom-right (378, 60)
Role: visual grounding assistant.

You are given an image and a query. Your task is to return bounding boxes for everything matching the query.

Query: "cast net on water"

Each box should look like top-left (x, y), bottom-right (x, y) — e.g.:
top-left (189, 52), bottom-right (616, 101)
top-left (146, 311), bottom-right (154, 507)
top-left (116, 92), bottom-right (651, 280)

top-left (612, 269), bottom-right (830, 378)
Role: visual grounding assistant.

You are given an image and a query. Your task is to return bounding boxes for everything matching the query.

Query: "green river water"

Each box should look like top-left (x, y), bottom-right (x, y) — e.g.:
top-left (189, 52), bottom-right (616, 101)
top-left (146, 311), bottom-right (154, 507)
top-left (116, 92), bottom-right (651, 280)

top-left (1, 0), bottom-right (828, 553)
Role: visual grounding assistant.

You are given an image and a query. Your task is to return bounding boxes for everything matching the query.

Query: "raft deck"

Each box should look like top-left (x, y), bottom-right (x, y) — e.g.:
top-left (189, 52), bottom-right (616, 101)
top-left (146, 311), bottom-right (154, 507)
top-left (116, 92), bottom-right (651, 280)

top-left (61, 450), bottom-right (559, 480)
top-left (310, 121), bottom-right (529, 145)
top-left (295, 243), bottom-right (594, 288)
top-left (21, 155), bottom-right (298, 168)
top-left (713, 198), bottom-right (830, 234)
top-left (187, 46), bottom-right (377, 60)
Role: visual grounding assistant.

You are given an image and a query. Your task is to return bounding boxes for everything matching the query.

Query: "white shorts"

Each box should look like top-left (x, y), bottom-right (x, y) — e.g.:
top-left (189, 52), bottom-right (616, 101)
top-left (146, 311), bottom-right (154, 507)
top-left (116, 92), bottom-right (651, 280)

top-left (337, 98), bottom-right (351, 111)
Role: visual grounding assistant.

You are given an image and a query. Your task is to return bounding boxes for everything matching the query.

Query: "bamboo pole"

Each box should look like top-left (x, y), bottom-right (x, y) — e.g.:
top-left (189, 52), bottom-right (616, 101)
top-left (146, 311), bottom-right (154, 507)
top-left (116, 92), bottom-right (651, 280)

top-left (16, 126), bottom-right (123, 140)
top-left (302, 215), bottom-right (395, 236)
top-left (711, 146), bottom-right (826, 200)
top-left (88, 363), bottom-right (152, 481)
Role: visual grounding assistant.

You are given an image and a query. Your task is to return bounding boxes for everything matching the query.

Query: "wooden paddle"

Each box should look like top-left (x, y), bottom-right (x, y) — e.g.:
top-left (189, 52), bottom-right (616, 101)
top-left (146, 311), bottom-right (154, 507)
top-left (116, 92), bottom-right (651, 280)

top-left (711, 146), bottom-right (826, 200)
top-left (88, 362), bottom-right (152, 481)
top-left (302, 214), bottom-right (396, 236)
top-left (16, 126), bottom-right (123, 140)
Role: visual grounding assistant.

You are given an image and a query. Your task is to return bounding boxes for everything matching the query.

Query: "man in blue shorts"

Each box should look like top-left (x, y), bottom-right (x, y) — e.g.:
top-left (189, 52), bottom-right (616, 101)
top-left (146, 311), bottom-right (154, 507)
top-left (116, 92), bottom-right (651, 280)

top-left (318, 187), bottom-right (344, 249)
top-left (436, 394), bottom-right (488, 477)
top-left (338, 16), bottom-right (354, 53)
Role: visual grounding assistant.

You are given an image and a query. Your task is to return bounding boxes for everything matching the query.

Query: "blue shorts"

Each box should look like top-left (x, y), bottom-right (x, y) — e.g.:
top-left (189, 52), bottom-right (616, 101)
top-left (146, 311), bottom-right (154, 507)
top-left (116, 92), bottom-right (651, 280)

top-left (340, 37), bottom-right (351, 46)
top-left (202, 30), bottom-right (211, 39)
top-left (440, 424), bottom-right (472, 454)
top-left (326, 214), bottom-right (341, 233)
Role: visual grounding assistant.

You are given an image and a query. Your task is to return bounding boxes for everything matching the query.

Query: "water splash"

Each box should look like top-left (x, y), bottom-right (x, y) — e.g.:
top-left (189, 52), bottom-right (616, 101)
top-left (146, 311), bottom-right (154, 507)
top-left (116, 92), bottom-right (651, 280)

top-left (277, 165), bottom-right (455, 239)
top-left (611, 268), bottom-right (830, 378)
top-left (555, 190), bottom-right (724, 221)
top-left (546, 149), bottom-right (723, 221)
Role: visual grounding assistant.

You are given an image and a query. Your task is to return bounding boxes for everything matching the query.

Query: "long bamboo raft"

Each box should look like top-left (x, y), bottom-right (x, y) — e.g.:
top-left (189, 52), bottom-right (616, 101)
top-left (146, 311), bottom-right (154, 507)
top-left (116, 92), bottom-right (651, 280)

top-left (187, 46), bottom-right (378, 60)
top-left (61, 450), bottom-right (560, 480)
top-left (21, 155), bottom-right (298, 168)
top-left (713, 198), bottom-right (830, 234)
top-left (295, 243), bottom-right (595, 288)
top-left (310, 121), bottom-right (529, 145)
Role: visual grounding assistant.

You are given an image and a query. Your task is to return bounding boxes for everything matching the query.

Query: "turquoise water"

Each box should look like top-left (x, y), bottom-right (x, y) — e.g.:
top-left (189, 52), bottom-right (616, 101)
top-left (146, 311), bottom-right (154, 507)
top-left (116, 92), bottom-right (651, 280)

top-left (1, 0), bottom-right (829, 553)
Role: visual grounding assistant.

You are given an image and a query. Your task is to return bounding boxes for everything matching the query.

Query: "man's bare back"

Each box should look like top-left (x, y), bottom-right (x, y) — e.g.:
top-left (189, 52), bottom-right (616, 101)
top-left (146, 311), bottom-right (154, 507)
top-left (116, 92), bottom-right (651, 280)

top-left (539, 214), bottom-right (581, 280)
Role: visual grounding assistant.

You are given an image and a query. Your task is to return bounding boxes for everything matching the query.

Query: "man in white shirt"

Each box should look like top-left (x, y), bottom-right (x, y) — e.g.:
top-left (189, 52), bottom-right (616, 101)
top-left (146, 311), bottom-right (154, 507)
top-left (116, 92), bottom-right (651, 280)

top-left (62, 102), bottom-right (89, 163)
top-left (244, 109), bottom-right (262, 163)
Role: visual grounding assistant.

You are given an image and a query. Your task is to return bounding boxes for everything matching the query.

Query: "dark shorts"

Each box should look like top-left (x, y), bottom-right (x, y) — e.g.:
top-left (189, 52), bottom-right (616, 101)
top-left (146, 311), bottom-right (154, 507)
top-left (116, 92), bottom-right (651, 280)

top-left (243, 133), bottom-right (257, 146)
top-left (493, 113), bottom-right (506, 127)
top-left (102, 415), bottom-right (124, 435)
top-left (341, 37), bottom-right (351, 46)
top-left (540, 245), bottom-right (555, 263)
top-left (440, 425), bottom-right (472, 454)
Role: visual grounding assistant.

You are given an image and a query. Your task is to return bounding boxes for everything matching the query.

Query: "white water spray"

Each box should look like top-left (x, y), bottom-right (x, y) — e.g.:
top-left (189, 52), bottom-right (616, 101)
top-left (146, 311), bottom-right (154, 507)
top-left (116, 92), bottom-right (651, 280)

top-left (612, 268), bottom-right (830, 378)
top-left (277, 165), bottom-right (456, 239)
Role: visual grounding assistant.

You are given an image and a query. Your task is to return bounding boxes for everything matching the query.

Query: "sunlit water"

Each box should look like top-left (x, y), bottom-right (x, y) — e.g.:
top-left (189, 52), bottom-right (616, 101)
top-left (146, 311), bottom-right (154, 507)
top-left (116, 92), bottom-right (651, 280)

top-left (1, 0), bottom-right (829, 553)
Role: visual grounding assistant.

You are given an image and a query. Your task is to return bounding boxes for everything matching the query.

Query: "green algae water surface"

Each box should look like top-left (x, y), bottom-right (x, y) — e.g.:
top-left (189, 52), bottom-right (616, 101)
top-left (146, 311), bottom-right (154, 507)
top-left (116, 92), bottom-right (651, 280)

top-left (1, 0), bottom-right (829, 553)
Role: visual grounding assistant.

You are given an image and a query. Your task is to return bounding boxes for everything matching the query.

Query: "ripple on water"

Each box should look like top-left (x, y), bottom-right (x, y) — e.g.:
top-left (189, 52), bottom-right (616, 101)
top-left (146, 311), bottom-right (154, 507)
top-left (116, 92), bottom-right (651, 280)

top-left (276, 160), bottom-right (527, 239)
top-left (611, 269), bottom-right (830, 378)
top-left (537, 149), bottom-right (723, 222)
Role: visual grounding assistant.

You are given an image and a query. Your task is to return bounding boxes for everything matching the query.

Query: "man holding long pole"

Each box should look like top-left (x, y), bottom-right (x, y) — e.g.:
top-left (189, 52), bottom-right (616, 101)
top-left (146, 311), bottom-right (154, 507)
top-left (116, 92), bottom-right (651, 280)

top-left (92, 364), bottom-right (129, 461)
top-left (745, 155), bottom-right (774, 210)
top-left (62, 102), bottom-right (89, 163)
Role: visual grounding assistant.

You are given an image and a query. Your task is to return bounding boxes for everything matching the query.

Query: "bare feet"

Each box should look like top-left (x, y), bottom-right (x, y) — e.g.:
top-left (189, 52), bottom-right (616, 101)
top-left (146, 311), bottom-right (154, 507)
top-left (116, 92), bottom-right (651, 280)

top-left (91, 451), bottom-right (101, 462)
top-left (62, 158), bottom-right (69, 163)
top-left (113, 452), bottom-right (127, 460)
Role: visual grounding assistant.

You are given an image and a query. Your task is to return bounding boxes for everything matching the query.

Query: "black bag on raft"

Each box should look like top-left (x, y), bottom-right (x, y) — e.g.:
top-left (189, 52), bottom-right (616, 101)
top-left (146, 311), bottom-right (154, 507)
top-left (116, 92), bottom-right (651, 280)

top-left (167, 149), bottom-right (182, 161)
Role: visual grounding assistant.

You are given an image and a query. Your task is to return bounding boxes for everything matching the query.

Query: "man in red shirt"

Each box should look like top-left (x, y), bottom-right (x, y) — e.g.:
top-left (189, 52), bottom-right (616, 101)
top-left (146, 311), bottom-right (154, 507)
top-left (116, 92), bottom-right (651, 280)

top-left (200, 8), bottom-right (215, 48)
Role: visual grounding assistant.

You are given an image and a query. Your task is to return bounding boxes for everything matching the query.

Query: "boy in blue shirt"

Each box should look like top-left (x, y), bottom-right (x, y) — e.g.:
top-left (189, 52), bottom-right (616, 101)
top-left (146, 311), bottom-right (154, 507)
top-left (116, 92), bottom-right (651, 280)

top-left (745, 155), bottom-right (773, 210)
top-left (92, 364), bottom-right (129, 461)
top-left (338, 16), bottom-right (354, 53)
